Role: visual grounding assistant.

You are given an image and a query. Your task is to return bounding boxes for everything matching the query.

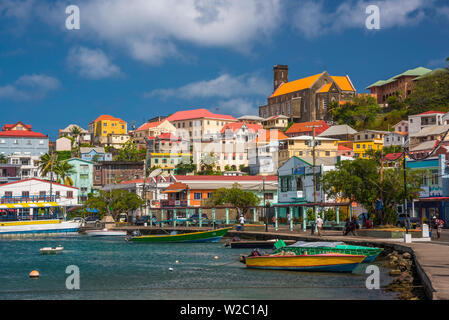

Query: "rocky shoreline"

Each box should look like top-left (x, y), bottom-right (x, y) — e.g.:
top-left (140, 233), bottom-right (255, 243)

top-left (383, 250), bottom-right (426, 300)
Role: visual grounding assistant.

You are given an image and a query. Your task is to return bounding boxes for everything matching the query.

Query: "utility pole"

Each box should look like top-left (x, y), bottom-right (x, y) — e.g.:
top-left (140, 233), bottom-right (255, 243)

top-left (403, 147), bottom-right (409, 234)
top-left (263, 176), bottom-right (267, 232)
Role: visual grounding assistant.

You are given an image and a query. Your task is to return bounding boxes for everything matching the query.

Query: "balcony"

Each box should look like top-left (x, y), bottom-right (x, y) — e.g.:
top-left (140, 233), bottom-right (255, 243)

top-left (0, 195), bottom-right (57, 204)
top-left (160, 200), bottom-right (188, 207)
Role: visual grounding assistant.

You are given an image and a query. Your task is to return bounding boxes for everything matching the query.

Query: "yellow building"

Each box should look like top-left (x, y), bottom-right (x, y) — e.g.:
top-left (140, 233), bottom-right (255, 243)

top-left (353, 130), bottom-right (389, 159)
top-left (278, 136), bottom-right (339, 167)
top-left (149, 153), bottom-right (192, 175)
top-left (88, 115), bottom-right (128, 146)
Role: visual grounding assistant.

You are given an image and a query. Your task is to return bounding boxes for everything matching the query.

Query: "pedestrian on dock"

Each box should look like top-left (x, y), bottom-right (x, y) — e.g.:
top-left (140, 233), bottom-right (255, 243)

top-left (316, 216), bottom-right (323, 237)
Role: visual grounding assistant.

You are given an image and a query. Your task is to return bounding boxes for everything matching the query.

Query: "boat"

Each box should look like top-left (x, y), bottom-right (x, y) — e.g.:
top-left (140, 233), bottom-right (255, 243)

top-left (226, 238), bottom-right (296, 249)
top-left (245, 253), bottom-right (366, 272)
top-left (85, 229), bottom-right (127, 237)
top-left (129, 227), bottom-right (232, 243)
top-left (40, 245), bottom-right (64, 254)
top-left (272, 241), bottom-right (383, 263)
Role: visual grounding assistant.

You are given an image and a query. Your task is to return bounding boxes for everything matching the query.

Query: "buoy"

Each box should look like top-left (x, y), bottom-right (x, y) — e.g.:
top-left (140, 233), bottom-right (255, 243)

top-left (29, 270), bottom-right (39, 278)
top-left (214, 256), bottom-right (219, 260)
top-left (169, 267), bottom-right (174, 272)
top-left (175, 260), bottom-right (179, 264)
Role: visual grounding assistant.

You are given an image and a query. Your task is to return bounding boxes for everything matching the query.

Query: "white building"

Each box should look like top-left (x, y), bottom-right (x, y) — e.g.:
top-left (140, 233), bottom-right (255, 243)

top-left (408, 111), bottom-right (445, 134)
top-left (384, 132), bottom-right (407, 147)
top-left (7, 154), bottom-right (49, 180)
top-left (55, 137), bottom-right (72, 152)
top-left (0, 178), bottom-right (79, 206)
top-left (393, 120), bottom-right (409, 133)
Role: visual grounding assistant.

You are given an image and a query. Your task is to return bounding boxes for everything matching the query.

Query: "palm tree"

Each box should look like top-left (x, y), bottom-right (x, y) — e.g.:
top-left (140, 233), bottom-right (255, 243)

top-left (0, 154), bottom-right (7, 164)
top-left (55, 161), bottom-right (75, 186)
top-left (70, 126), bottom-right (82, 155)
top-left (38, 153), bottom-right (59, 180)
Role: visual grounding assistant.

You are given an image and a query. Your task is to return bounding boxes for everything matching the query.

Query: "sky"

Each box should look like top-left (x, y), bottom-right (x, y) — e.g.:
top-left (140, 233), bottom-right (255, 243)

top-left (0, 0), bottom-right (448, 140)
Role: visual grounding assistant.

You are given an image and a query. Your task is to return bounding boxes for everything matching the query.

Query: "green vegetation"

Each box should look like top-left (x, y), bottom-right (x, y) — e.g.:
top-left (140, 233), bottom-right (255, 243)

top-left (38, 153), bottom-right (75, 186)
top-left (330, 95), bottom-right (381, 130)
top-left (321, 158), bottom-right (423, 225)
top-left (114, 140), bottom-right (146, 162)
top-left (0, 154), bottom-right (7, 164)
top-left (174, 158), bottom-right (196, 175)
top-left (206, 183), bottom-right (260, 218)
top-left (84, 189), bottom-right (144, 221)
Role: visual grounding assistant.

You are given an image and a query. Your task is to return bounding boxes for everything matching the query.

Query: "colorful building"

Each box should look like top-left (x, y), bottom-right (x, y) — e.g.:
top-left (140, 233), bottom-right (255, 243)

top-left (285, 120), bottom-right (329, 138)
top-left (133, 120), bottom-right (176, 149)
top-left (67, 158), bottom-right (94, 202)
top-left (353, 130), bottom-right (389, 159)
top-left (0, 122), bottom-right (49, 157)
top-left (88, 115), bottom-right (128, 146)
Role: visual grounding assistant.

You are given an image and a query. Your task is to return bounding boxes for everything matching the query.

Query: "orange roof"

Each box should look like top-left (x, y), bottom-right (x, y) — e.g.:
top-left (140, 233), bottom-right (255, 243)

top-left (317, 83), bottom-right (332, 93)
top-left (253, 129), bottom-right (288, 143)
top-left (338, 145), bottom-right (353, 151)
top-left (90, 115), bottom-right (126, 124)
top-left (331, 76), bottom-right (355, 92)
top-left (285, 120), bottom-right (329, 135)
top-left (270, 73), bottom-right (323, 98)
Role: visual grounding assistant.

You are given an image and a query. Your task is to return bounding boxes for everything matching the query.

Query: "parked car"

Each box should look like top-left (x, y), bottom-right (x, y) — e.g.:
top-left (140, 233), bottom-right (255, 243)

top-left (396, 214), bottom-right (420, 228)
top-left (135, 216), bottom-right (152, 226)
top-left (84, 215), bottom-right (101, 224)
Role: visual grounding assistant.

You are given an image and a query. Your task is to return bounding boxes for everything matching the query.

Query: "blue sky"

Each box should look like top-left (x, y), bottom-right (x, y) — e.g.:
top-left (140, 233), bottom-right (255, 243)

top-left (0, 0), bottom-right (448, 140)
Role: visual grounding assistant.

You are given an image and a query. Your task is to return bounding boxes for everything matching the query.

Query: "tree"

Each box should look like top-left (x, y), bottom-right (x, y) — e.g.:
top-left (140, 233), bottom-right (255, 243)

top-left (70, 126), bottom-right (82, 148)
top-left (406, 71), bottom-right (449, 115)
top-left (114, 140), bottom-right (145, 162)
top-left (321, 158), bottom-right (423, 225)
top-left (0, 154), bottom-right (7, 164)
top-left (174, 159), bottom-right (196, 175)
top-left (38, 152), bottom-right (59, 180)
top-left (198, 152), bottom-right (220, 175)
top-left (84, 190), bottom-right (144, 221)
top-left (330, 95), bottom-right (381, 130)
top-left (206, 183), bottom-right (260, 218)
top-left (54, 161), bottom-right (75, 186)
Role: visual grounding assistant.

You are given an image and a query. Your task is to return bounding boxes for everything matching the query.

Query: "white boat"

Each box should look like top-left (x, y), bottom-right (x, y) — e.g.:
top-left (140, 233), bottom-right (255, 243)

top-left (0, 218), bottom-right (82, 237)
top-left (40, 245), bottom-right (64, 254)
top-left (85, 229), bottom-right (127, 237)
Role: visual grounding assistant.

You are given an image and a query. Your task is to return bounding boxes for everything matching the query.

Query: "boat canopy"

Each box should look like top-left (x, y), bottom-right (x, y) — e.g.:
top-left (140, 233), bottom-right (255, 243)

top-left (288, 241), bottom-right (345, 248)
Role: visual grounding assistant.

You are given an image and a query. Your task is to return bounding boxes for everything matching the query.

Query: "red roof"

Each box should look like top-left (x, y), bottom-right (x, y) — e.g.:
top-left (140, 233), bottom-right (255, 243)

top-left (136, 121), bottom-right (163, 131)
top-left (220, 122), bottom-right (264, 134)
top-left (174, 175), bottom-right (277, 182)
top-left (0, 131), bottom-right (47, 138)
top-left (166, 108), bottom-right (237, 122)
top-left (417, 111), bottom-right (446, 116)
top-left (338, 145), bottom-right (353, 151)
top-left (384, 153), bottom-right (404, 161)
top-left (157, 133), bottom-right (180, 141)
top-left (0, 178), bottom-right (78, 189)
top-left (285, 120), bottom-right (329, 135)
top-left (2, 122), bottom-right (32, 131)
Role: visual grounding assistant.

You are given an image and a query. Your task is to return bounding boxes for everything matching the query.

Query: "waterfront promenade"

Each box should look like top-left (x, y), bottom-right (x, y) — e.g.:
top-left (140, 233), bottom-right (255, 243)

top-left (111, 224), bottom-right (449, 300)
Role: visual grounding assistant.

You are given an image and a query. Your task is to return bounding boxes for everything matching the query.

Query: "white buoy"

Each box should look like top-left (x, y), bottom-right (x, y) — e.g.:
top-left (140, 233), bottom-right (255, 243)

top-left (175, 260), bottom-right (179, 264)
top-left (169, 267), bottom-right (174, 271)
top-left (214, 256), bottom-right (219, 260)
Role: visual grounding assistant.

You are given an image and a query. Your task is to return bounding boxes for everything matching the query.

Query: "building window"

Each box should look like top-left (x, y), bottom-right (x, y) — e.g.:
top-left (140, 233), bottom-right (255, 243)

top-left (194, 193), bottom-right (203, 200)
top-left (67, 191), bottom-right (74, 199)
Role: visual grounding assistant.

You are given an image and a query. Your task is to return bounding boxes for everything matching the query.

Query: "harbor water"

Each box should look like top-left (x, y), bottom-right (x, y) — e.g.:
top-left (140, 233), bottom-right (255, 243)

top-left (0, 236), bottom-right (397, 300)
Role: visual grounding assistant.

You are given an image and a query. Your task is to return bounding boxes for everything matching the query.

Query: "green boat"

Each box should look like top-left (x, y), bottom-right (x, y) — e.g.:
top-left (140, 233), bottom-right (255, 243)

top-left (129, 227), bottom-right (232, 243)
top-left (272, 244), bottom-right (383, 263)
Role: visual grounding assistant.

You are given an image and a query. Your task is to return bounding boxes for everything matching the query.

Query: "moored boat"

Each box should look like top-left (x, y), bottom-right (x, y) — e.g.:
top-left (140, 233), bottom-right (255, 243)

top-left (129, 227), bottom-right (231, 243)
top-left (40, 245), bottom-right (64, 254)
top-left (85, 229), bottom-right (127, 237)
top-left (226, 239), bottom-right (296, 249)
top-left (245, 253), bottom-right (366, 272)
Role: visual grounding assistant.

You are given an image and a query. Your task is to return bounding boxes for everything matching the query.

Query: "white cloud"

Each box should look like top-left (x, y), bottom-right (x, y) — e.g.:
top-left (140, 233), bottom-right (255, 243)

top-left (146, 73), bottom-right (270, 99)
top-left (67, 47), bottom-right (121, 79)
top-left (293, 0), bottom-right (431, 38)
top-left (0, 74), bottom-right (60, 100)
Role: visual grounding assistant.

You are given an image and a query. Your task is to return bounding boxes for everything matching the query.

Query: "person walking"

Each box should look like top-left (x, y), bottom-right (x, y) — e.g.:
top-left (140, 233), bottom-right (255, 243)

top-left (238, 214), bottom-right (246, 231)
top-left (316, 216), bottom-right (323, 237)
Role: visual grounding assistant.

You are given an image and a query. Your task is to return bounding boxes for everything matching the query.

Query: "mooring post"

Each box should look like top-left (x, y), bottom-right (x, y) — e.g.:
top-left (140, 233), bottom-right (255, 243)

top-left (161, 209), bottom-right (164, 227)
top-left (173, 209), bottom-right (177, 228)
top-left (226, 208), bottom-right (229, 225)
top-left (275, 206), bottom-right (279, 231)
top-left (212, 208), bottom-right (216, 229)
top-left (199, 208), bottom-right (203, 228)
top-left (302, 206), bottom-right (306, 232)
top-left (336, 207), bottom-right (340, 224)
top-left (149, 209), bottom-right (153, 227)
top-left (290, 207), bottom-right (294, 232)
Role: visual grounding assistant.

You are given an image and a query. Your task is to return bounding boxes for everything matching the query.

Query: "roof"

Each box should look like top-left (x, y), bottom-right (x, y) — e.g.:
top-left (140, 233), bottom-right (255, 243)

top-left (162, 182), bottom-right (189, 193)
top-left (384, 153), bottom-right (404, 161)
top-left (0, 130), bottom-right (47, 138)
top-left (237, 115), bottom-right (264, 121)
top-left (264, 115), bottom-right (289, 121)
top-left (285, 120), bottom-right (329, 135)
top-left (367, 67), bottom-right (432, 88)
top-left (409, 125), bottom-right (449, 138)
top-left (253, 130), bottom-right (288, 143)
top-left (157, 133), bottom-right (181, 140)
top-left (220, 122), bottom-right (264, 134)
top-left (410, 140), bottom-right (439, 152)
top-left (415, 111), bottom-right (446, 116)
top-left (165, 108), bottom-right (237, 122)
top-left (413, 68), bottom-right (449, 81)
top-left (319, 125), bottom-right (357, 137)
top-left (2, 122), bottom-right (32, 131)
top-left (175, 175), bottom-right (277, 182)
top-left (281, 135), bottom-right (338, 142)
top-left (317, 83), bottom-right (332, 93)
top-left (294, 156), bottom-right (339, 166)
top-left (338, 145), bottom-right (353, 151)
top-left (59, 124), bottom-right (88, 133)
top-left (90, 115), bottom-right (126, 124)
top-left (0, 178), bottom-right (78, 190)
top-left (80, 147), bottom-right (106, 154)
top-left (270, 72), bottom-right (355, 98)
top-left (136, 121), bottom-right (163, 131)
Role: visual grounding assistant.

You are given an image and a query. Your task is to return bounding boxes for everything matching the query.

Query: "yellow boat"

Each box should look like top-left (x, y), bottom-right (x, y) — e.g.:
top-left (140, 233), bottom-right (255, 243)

top-left (245, 253), bottom-right (366, 273)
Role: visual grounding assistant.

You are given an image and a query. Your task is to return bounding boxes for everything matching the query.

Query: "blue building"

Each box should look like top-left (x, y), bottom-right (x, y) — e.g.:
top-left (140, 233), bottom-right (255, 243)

top-left (80, 147), bottom-right (112, 162)
top-left (67, 158), bottom-right (95, 202)
top-left (407, 154), bottom-right (449, 225)
top-left (0, 122), bottom-right (49, 157)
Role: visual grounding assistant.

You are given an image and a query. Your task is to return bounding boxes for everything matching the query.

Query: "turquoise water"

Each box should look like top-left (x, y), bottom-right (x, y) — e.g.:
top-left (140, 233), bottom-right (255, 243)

top-left (0, 236), bottom-right (397, 300)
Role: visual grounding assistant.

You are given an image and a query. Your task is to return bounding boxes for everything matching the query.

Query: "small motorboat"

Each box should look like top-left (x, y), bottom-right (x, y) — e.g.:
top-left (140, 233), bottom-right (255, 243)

top-left (85, 229), bottom-right (128, 237)
top-left (40, 245), bottom-right (64, 254)
top-left (226, 238), bottom-right (296, 249)
top-left (245, 252), bottom-right (366, 273)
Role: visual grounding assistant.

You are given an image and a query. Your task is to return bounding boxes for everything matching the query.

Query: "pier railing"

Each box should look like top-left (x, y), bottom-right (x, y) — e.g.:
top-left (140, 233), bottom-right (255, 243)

top-left (0, 195), bottom-right (58, 204)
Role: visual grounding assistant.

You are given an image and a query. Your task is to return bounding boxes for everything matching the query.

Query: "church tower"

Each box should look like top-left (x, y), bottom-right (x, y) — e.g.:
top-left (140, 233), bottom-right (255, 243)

top-left (273, 65), bottom-right (289, 92)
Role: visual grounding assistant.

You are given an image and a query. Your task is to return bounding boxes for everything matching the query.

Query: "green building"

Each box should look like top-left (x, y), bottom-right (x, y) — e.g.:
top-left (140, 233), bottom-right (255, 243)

top-left (67, 158), bottom-right (94, 203)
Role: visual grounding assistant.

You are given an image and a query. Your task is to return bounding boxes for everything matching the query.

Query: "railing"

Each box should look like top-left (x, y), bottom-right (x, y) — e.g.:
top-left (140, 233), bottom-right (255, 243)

top-left (0, 214), bottom-right (59, 222)
top-left (0, 195), bottom-right (57, 204)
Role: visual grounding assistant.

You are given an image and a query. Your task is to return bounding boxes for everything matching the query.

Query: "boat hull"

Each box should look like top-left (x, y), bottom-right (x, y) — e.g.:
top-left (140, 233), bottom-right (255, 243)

top-left (130, 227), bottom-right (231, 243)
top-left (245, 254), bottom-right (365, 273)
top-left (85, 230), bottom-right (127, 237)
top-left (230, 240), bottom-right (296, 249)
top-left (0, 220), bottom-right (81, 237)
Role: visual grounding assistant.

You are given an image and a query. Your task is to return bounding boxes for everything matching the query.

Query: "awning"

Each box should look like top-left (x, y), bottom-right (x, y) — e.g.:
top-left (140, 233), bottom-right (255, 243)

top-left (418, 197), bottom-right (449, 202)
top-left (162, 189), bottom-right (186, 194)
top-left (0, 202), bottom-right (59, 209)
